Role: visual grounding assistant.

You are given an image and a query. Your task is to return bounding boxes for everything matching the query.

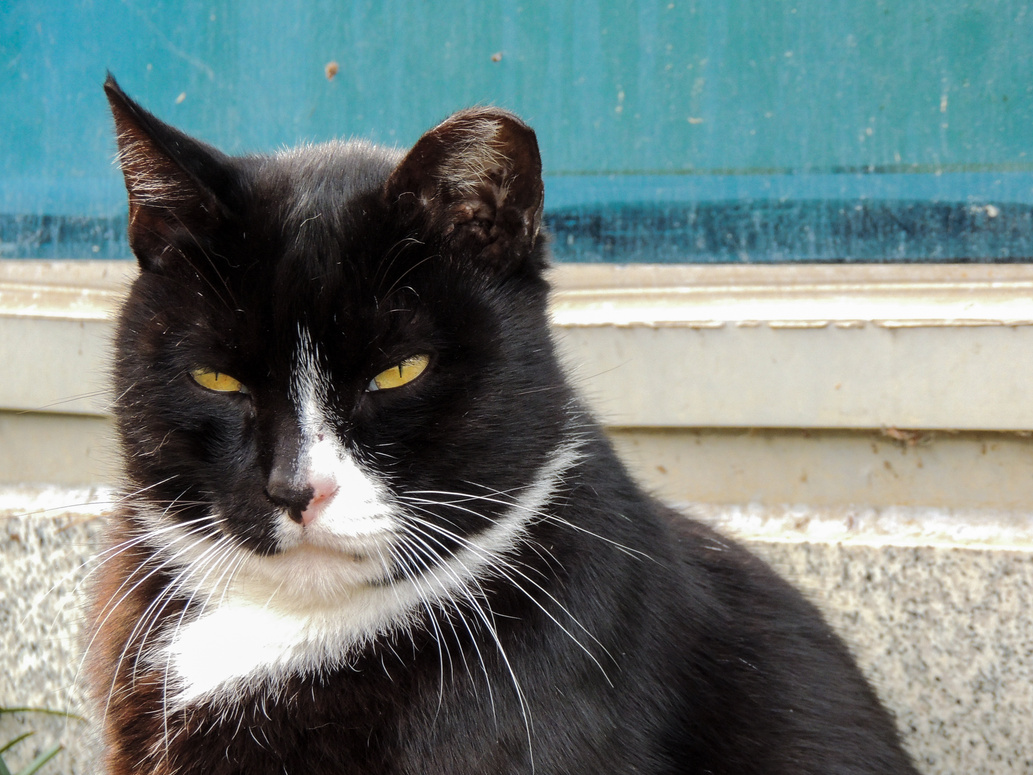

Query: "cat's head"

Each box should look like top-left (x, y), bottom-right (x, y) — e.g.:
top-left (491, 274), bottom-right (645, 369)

top-left (105, 76), bottom-right (578, 607)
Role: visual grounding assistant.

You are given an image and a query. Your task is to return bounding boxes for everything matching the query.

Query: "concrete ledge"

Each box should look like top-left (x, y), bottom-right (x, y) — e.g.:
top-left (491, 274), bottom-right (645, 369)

top-left (611, 427), bottom-right (1033, 511)
top-left (2, 490), bottom-right (1030, 774)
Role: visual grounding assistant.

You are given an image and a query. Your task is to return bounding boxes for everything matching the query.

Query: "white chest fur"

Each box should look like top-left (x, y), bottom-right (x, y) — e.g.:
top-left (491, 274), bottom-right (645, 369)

top-left (160, 583), bottom-right (412, 707)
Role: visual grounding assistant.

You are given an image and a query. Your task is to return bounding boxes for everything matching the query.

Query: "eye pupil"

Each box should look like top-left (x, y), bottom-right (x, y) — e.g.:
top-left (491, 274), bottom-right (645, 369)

top-left (191, 368), bottom-right (247, 394)
top-left (369, 354), bottom-right (430, 392)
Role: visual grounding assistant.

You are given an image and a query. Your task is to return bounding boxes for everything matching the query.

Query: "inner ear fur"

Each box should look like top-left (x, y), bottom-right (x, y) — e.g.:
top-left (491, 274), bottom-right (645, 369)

top-left (385, 108), bottom-right (545, 275)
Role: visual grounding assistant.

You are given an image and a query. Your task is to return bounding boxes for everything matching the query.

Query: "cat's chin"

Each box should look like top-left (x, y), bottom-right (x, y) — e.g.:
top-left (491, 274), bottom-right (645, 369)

top-left (238, 533), bottom-right (399, 606)
top-left (288, 541), bottom-right (380, 565)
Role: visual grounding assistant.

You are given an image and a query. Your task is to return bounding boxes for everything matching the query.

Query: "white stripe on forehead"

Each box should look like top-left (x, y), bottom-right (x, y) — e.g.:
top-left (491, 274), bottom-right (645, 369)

top-left (290, 325), bottom-right (333, 430)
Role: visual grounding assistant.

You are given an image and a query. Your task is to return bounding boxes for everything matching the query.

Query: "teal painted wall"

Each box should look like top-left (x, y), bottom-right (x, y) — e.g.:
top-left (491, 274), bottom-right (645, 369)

top-left (2, 0), bottom-right (1032, 260)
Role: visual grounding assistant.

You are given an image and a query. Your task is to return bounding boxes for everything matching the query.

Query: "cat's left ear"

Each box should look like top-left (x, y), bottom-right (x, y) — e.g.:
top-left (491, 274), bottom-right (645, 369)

top-left (385, 108), bottom-right (545, 276)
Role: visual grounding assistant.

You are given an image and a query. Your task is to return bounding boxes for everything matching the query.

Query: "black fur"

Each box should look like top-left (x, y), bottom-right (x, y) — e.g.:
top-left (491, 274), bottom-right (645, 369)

top-left (87, 75), bottom-right (918, 775)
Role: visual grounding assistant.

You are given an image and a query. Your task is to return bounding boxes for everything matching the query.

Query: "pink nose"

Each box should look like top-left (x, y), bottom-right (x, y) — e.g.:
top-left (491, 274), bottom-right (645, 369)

top-left (300, 475), bottom-right (339, 526)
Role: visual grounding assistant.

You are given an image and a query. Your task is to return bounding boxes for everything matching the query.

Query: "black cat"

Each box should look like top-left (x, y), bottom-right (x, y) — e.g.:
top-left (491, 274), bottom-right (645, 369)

top-left (85, 75), bottom-right (918, 775)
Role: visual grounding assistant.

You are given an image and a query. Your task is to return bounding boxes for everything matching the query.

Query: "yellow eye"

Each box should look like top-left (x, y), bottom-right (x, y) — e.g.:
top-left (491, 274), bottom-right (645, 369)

top-left (369, 354), bottom-right (430, 391)
top-left (190, 368), bottom-right (248, 394)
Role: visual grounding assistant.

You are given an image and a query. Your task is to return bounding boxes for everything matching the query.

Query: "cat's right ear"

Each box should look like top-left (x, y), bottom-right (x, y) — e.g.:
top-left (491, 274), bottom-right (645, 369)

top-left (104, 75), bottom-right (233, 272)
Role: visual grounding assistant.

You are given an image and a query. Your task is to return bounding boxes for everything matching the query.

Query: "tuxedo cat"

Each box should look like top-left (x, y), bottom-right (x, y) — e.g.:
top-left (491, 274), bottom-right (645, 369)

top-left (86, 75), bottom-right (918, 775)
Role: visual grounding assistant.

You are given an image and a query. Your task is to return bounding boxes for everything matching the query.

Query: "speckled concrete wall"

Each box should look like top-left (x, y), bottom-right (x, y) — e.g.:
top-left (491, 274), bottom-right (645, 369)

top-left (752, 541), bottom-right (1032, 774)
top-left (2, 495), bottom-right (1030, 774)
top-left (1, 496), bottom-right (106, 774)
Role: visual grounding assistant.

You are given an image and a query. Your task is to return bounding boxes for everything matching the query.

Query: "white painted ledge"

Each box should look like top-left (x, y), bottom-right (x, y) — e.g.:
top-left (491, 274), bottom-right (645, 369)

top-left (5, 260), bottom-right (1033, 430)
top-left (549, 263), bottom-right (1033, 430)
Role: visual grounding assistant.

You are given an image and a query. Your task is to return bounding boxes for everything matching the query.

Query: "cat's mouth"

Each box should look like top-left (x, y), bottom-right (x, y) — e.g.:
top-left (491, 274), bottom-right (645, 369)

top-left (287, 542), bottom-right (377, 564)
top-left (240, 534), bottom-right (401, 604)
top-left (279, 518), bottom-right (400, 572)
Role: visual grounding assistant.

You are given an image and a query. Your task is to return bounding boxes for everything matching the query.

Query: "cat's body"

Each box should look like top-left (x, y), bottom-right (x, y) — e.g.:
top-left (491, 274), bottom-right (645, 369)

top-left (87, 76), bottom-right (918, 774)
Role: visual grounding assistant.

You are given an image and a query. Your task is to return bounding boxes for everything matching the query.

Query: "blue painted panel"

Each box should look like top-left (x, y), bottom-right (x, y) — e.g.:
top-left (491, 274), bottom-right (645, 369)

top-left (2, 0), bottom-right (1031, 261)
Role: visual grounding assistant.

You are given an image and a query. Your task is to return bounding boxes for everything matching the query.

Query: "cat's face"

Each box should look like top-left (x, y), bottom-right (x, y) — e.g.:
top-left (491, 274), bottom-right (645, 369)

top-left (106, 79), bottom-right (574, 610)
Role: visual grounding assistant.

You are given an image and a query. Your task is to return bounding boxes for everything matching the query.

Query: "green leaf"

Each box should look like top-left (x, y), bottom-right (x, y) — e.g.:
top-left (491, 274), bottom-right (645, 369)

top-left (0, 709), bottom-right (83, 723)
top-left (0, 706), bottom-right (80, 775)
top-left (0, 733), bottom-right (34, 757)
top-left (14, 744), bottom-right (63, 775)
